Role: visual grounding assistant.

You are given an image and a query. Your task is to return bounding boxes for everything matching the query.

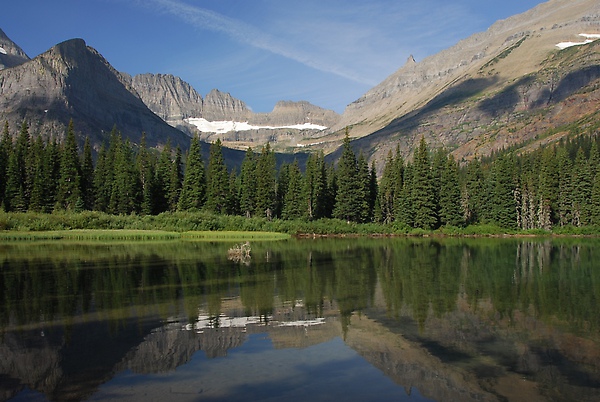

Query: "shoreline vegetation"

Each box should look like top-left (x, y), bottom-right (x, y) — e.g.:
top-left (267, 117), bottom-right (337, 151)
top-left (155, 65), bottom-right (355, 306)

top-left (0, 211), bottom-right (599, 241)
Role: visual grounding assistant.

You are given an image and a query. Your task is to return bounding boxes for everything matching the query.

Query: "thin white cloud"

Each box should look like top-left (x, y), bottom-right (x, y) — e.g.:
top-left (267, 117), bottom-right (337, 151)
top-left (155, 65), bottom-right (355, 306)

top-left (142, 0), bottom-right (375, 85)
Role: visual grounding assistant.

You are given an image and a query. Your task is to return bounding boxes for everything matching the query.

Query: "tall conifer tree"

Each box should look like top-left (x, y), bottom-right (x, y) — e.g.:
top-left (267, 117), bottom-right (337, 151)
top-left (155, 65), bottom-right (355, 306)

top-left (205, 139), bottom-right (230, 214)
top-left (411, 137), bottom-right (437, 229)
top-left (178, 136), bottom-right (206, 211)
top-left (56, 120), bottom-right (81, 210)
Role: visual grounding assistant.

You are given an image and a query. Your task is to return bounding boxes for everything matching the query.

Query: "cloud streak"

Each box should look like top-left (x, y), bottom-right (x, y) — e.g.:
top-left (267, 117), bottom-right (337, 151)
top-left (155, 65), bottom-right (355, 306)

top-left (143, 0), bottom-right (376, 85)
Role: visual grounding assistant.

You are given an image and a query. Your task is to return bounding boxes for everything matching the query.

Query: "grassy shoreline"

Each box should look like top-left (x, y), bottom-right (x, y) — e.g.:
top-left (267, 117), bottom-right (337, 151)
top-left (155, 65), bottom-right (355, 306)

top-left (0, 210), bottom-right (599, 240)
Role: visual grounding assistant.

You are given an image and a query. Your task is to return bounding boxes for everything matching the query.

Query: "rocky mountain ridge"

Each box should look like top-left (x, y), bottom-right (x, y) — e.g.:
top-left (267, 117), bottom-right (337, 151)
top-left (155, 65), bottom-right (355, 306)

top-left (0, 37), bottom-right (192, 151)
top-left (323, 0), bottom-right (600, 168)
top-left (130, 72), bottom-right (340, 151)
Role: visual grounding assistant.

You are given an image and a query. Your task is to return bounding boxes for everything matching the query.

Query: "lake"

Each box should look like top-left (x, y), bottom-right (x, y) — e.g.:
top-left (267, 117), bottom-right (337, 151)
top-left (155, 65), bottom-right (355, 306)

top-left (1, 237), bottom-right (599, 401)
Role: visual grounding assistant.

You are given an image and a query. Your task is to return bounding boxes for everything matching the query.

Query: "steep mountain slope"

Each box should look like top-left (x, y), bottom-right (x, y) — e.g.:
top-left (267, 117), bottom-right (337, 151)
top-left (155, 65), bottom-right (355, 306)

top-left (325, 0), bottom-right (600, 167)
top-left (0, 38), bottom-right (191, 150)
top-left (0, 28), bottom-right (29, 70)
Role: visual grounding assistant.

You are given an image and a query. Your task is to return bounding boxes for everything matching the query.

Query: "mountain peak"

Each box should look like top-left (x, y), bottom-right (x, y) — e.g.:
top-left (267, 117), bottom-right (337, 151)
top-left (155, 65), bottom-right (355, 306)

top-left (0, 28), bottom-right (30, 69)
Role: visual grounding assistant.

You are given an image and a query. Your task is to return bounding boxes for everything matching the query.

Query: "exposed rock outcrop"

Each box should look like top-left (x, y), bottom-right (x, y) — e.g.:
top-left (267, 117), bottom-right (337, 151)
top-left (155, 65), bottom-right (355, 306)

top-left (130, 73), bottom-right (203, 122)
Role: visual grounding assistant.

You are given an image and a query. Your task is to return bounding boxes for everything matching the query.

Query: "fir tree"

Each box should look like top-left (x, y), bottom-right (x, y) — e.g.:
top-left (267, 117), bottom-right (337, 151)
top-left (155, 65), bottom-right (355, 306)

top-left (356, 153), bottom-right (372, 223)
top-left (28, 136), bottom-right (48, 212)
top-left (377, 150), bottom-right (397, 224)
top-left (411, 137), bottom-right (437, 229)
top-left (0, 121), bottom-right (10, 208)
top-left (282, 160), bottom-right (304, 220)
top-left (168, 147), bottom-right (183, 211)
top-left (205, 139), bottom-right (230, 214)
top-left (239, 147), bottom-right (257, 217)
top-left (155, 140), bottom-right (173, 214)
top-left (438, 154), bottom-right (463, 226)
top-left (5, 121), bottom-right (31, 211)
top-left (556, 146), bottom-right (573, 226)
top-left (254, 143), bottom-right (277, 219)
top-left (80, 137), bottom-right (95, 211)
top-left (178, 136), bottom-right (206, 211)
top-left (136, 133), bottom-right (156, 215)
top-left (303, 151), bottom-right (327, 220)
top-left (489, 154), bottom-right (517, 229)
top-left (56, 120), bottom-right (81, 210)
top-left (333, 132), bottom-right (362, 222)
top-left (109, 138), bottom-right (141, 214)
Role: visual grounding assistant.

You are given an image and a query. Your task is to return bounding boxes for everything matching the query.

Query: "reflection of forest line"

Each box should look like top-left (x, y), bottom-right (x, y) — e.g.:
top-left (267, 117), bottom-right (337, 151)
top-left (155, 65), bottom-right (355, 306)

top-left (2, 238), bottom-right (600, 333)
top-left (1, 238), bottom-right (600, 401)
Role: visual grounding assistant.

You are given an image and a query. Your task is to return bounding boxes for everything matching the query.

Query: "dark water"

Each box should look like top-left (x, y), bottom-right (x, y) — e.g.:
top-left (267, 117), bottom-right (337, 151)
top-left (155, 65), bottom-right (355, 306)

top-left (1, 237), bottom-right (599, 401)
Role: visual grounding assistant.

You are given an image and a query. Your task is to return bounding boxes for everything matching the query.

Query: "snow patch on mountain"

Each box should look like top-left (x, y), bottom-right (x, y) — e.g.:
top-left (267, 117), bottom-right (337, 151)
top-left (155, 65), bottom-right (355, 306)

top-left (556, 33), bottom-right (600, 50)
top-left (0, 46), bottom-right (7, 55)
top-left (186, 117), bottom-right (327, 133)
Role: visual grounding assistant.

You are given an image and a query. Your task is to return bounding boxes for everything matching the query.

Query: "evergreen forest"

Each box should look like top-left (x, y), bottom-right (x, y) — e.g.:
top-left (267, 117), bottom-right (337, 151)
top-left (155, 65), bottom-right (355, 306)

top-left (2, 119), bottom-right (600, 233)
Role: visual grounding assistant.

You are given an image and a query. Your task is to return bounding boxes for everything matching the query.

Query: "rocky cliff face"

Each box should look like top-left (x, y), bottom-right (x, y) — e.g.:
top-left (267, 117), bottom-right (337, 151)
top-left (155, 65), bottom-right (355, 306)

top-left (202, 88), bottom-right (253, 121)
top-left (130, 73), bottom-right (203, 122)
top-left (0, 28), bottom-right (29, 70)
top-left (0, 37), bottom-right (191, 150)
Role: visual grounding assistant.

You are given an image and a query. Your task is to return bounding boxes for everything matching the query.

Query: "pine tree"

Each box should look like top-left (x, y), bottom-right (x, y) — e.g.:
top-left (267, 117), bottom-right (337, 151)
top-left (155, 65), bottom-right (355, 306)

top-left (136, 133), bottom-right (156, 215)
top-left (356, 153), bottom-right (371, 223)
top-left (282, 160), bottom-right (304, 220)
top-left (489, 154), bottom-right (517, 229)
top-left (4, 121), bottom-right (31, 211)
top-left (368, 160), bottom-right (378, 222)
top-left (28, 136), bottom-right (48, 212)
top-left (80, 137), bottom-right (95, 211)
top-left (572, 147), bottom-right (593, 226)
top-left (411, 137), bottom-right (437, 229)
top-left (94, 127), bottom-right (119, 212)
top-left (377, 150), bottom-right (397, 224)
top-left (0, 121), bottom-right (11, 208)
top-left (438, 154), bottom-right (463, 226)
top-left (462, 159), bottom-right (484, 225)
top-left (556, 146), bottom-right (573, 226)
top-left (168, 147), bottom-right (183, 211)
top-left (303, 151), bottom-right (327, 220)
top-left (254, 143), bottom-right (277, 219)
top-left (155, 140), bottom-right (173, 214)
top-left (205, 139), bottom-right (230, 214)
top-left (324, 163), bottom-right (337, 218)
top-left (333, 132), bottom-right (362, 222)
top-left (109, 138), bottom-right (141, 214)
top-left (239, 147), bottom-right (257, 217)
top-left (538, 146), bottom-right (558, 227)
top-left (178, 136), bottom-right (206, 211)
top-left (276, 162), bottom-right (290, 218)
top-left (56, 120), bottom-right (82, 210)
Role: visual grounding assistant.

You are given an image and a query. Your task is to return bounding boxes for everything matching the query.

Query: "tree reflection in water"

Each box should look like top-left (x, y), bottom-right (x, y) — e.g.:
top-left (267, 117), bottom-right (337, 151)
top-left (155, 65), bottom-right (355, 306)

top-left (0, 238), bottom-right (599, 401)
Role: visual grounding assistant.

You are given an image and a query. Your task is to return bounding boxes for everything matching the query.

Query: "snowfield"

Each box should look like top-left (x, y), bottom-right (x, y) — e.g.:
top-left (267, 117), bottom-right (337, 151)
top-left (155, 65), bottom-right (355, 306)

top-left (556, 33), bottom-right (600, 50)
top-left (186, 117), bottom-right (327, 134)
top-left (0, 46), bottom-right (7, 55)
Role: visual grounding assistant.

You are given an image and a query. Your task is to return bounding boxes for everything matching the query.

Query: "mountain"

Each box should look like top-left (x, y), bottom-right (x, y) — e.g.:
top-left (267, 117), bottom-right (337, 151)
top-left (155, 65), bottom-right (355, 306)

top-left (0, 28), bottom-right (30, 70)
top-left (0, 38), bottom-right (192, 150)
top-left (130, 73), bottom-right (340, 152)
top-left (326, 0), bottom-right (600, 167)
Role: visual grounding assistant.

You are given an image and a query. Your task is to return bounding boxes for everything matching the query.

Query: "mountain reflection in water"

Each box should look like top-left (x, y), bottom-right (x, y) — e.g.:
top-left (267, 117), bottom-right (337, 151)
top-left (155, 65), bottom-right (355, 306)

top-left (0, 238), bottom-right (599, 401)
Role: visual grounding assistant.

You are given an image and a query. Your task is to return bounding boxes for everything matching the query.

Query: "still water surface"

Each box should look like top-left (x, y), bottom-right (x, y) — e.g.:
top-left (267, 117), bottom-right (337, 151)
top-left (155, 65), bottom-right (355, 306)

top-left (1, 237), bottom-right (599, 401)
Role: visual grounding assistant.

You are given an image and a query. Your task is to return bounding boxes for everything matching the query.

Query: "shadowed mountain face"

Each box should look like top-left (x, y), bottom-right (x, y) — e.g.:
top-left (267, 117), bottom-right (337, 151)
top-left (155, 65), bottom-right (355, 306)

top-left (0, 38), bottom-right (191, 150)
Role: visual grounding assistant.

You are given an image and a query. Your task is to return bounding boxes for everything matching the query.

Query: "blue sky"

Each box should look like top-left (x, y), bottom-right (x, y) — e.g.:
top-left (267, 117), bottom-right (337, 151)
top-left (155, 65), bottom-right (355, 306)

top-left (1, 0), bottom-right (546, 114)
